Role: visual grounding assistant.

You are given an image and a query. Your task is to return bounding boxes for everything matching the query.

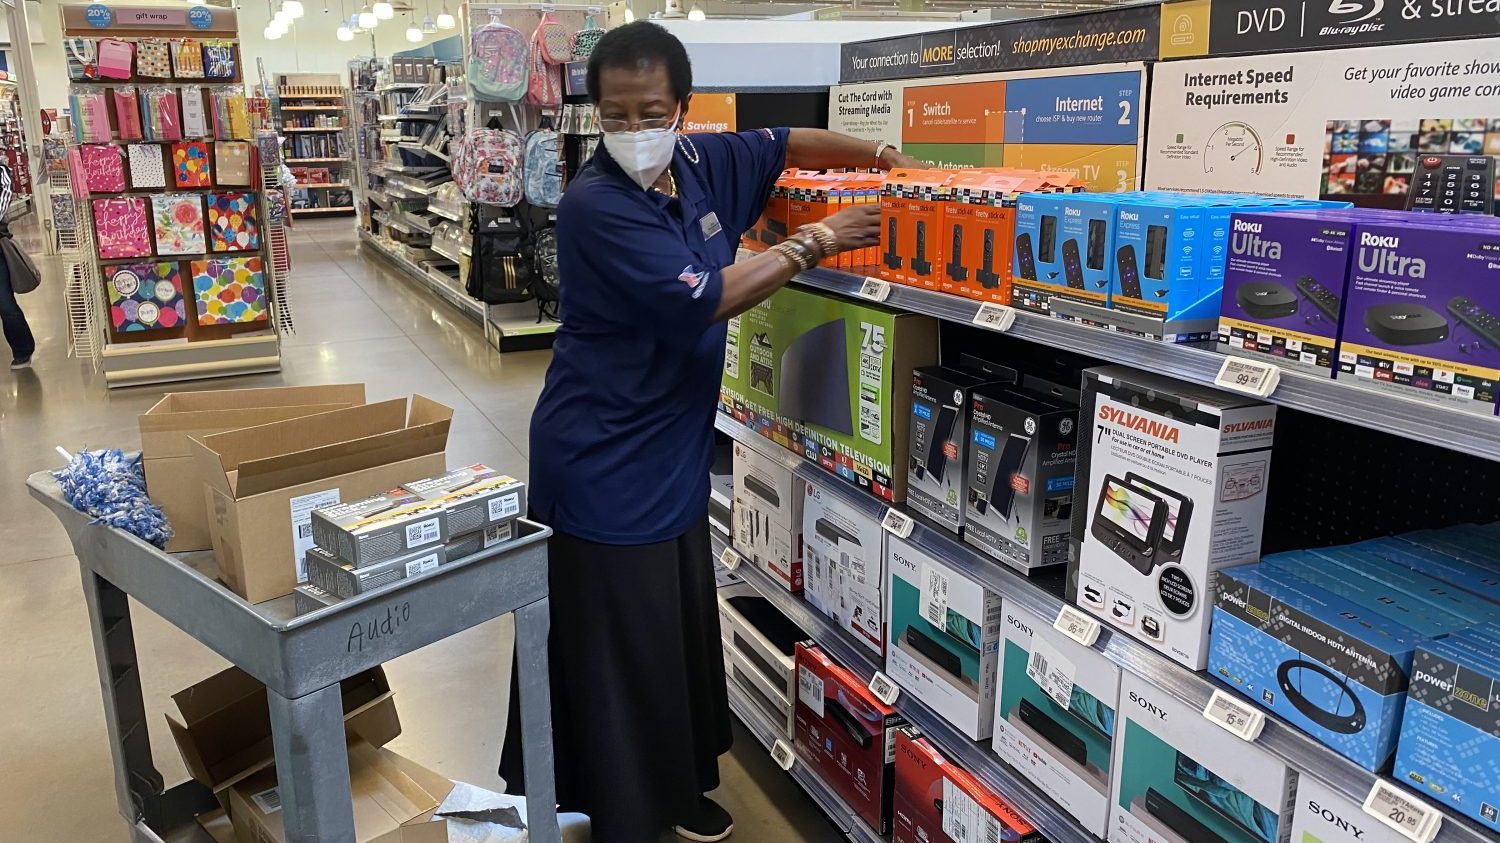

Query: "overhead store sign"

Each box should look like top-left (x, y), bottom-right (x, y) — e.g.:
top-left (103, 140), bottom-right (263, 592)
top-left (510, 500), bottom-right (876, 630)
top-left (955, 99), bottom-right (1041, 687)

top-left (839, 5), bottom-right (1159, 83)
top-left (1194, 0), bottom-right (1500, 56)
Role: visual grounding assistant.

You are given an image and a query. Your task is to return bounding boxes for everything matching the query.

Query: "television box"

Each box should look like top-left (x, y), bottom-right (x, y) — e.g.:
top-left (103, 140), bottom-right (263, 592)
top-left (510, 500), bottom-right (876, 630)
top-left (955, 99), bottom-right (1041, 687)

top-left (189, 397), bottom-right (451, 603)
top-left (993, 600), bottom-right (1120, 836)
top-left (139, 384), bottom-right (365, 551)
top-left (906, 366), bottom-right (1006, 534)
top-left (1291, 777), bottom-right (1410, 843)
top-left (1111, 670), bottom-right (1297, 843)
top-left (720, 284), bottom-right (939, 504)
top-left (885, 536), bottom-right (1002, 740)
top-left (1339, 218), bottom-right (1500, 415)
top-left (893, 729), bottom-right (1043, 843)
top-left (1069, 366), bottom-right (1276, 669)
top-left (962, 385), bottom-right (1078, 573)
top-left (803, 476), bottom-right (886, 655)
top-left (731, 441), bottom-right (805, 591)
top-left (1211, 563), bottom-right (1429, 772)
top-left (795, 643), bottom-right (908, 834)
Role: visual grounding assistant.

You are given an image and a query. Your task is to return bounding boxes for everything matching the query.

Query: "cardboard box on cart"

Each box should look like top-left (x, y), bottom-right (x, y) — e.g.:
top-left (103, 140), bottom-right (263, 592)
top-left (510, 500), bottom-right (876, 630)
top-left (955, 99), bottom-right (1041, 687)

top-left (189, 396), bottom-right (452, 603)
top-left (139, 384), bottom-right (366, 552)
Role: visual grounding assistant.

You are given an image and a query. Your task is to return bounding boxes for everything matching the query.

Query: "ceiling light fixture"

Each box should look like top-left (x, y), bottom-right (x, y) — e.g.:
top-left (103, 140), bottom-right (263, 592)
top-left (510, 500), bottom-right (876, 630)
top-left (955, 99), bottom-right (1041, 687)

top-left (264, 24), bottom-right (281, 38)
top-left (357, 3), bottom-right (377, 28)
top-left (373, 0), bottom-right (394, 19)
top-left (687, 5), bottom-right (705, 20)
top-left (283, 0), bottom-right (305, 18)
top-left (624, 6), bottom-right (634, 21)
top-left (336, 0), bottom-right (353, 38)
top-left (435, 2), bottom-right (454, 28)
top-left (404, 13), bottom-right (423, 41)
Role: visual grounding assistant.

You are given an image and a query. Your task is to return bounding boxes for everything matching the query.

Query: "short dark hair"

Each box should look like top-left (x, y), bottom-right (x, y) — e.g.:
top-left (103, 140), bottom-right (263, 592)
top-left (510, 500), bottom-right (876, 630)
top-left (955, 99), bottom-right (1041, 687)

top-left (585, 21), bottom-right (693, 104)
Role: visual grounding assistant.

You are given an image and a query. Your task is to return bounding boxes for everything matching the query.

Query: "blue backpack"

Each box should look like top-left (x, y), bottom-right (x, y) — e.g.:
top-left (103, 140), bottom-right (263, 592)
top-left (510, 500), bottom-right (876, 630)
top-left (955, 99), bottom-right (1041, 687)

top-left (523, 127), bottom-right (563, 209)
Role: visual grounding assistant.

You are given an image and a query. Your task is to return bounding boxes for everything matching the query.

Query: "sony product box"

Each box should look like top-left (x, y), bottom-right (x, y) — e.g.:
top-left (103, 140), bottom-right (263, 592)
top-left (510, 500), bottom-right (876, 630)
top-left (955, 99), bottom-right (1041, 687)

top-left (402, 464), bottom-right (526, 537)
top-left (292, 583), bottom-right (341, 615)
top-left (907, 366), bottom-right (1002, 533)
top-left (1219, 211), bottom-right (1355, 376)
top-left (1111, 670), bottom-right (1298, 843)
top-left (893, 729), bottom-right (1043, 843)
top-left (1395, 634), bottom-right (1500, 833)
top-left (188, 397), bottom-right (452, 604)
top-left (311, 493), bottom-right (449, 568)
top-left (802, 476), bottom-right (886, 654)
top-left (305, 544), bottom-right (446, 598)
top-left (1290, 777), bottom-right (1411, 843)
top-left (993, 600), bottom-right (1120, 836)
top-left (731, 442), bottom-right (805, 591)
top-left (795, 643), bottom-right (908, 834)
top-left (1339, 218), bottom-right (1500, 415)
top-left (1070, 366), bottom-right (1276, 669)
top-left (1211, 563), bottom-right (1428, 772)
top-left (886, 536), bottom-right (1003, 740)
top-left (963, 386), bottom-right (1078, 572)
top-left (720, 284), bottom-right (939, 503)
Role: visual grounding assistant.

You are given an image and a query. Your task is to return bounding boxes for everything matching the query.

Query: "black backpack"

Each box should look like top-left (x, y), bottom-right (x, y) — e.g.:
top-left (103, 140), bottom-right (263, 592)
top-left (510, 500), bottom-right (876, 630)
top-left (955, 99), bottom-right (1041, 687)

top-left (466, 204), bottom-right (535, 305)
top-left (531, 224), bottom-right (560, 321)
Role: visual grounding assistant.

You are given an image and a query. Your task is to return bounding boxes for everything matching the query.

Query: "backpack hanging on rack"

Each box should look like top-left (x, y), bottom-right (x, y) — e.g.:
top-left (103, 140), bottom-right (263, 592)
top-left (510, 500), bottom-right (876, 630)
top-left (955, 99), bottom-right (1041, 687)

top-left (452, 117), bottom-right (525, 206)
top-left (525, 18), bottom-right (564, 108)
top-left (468, 15), bottom-right (529, 102)
top-left (536, 11), bottom-right (572, 64)
top-left (524, 120), bottom-right (563, 209)
top-left (570, 13), bottom-right (605, 60)
top-left (531, 223), bottom-right (561, 322)
top-left (467, 204), bottom-right (537, 305)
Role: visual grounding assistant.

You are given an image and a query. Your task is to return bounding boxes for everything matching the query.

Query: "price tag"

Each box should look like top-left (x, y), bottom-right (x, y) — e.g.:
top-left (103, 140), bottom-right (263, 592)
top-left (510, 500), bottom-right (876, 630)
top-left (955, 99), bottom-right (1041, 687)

top-left (1026, 635), bottom-right (1076, 708)
top-left (1363, 780), bottom-right (1443, 843)
top-left (881, 507), bottom-right (915, 539)
top-left (868, 671), bottom-right (901, 706)
top-left (1214, 356), bottom-right (1281, 397)
top-left (858, 277), bottom-right (892, 302)
top-left (719, 546), bottom-right (742, 571)
top-left (972, 302), bottom-right (1016, 332)
top-left (1053, 604), bottom-right (1102, 647)
top-left (1203, 688), bottom-right (1266, 741)
top-left (770, 739), bottom-right (796, 772)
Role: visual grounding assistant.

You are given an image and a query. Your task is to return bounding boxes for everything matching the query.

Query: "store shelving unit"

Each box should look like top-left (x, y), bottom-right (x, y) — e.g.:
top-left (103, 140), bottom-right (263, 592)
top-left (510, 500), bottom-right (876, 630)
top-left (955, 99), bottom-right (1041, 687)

top-left (714, 401), bottom-right (1498, 843)
top-left (0, 76), bottom-right (33, 222)
top-left (276, 74), bottom-right (354, 218)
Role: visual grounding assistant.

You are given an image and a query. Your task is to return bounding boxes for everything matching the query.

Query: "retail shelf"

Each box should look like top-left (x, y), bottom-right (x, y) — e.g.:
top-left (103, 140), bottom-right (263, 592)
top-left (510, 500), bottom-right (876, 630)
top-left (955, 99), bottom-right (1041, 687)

top-left (715, 413), bottom-right (1499, 843)
top-left (291, 206), bottom-right (355, 215)
top-left (430, 240), bottom-right (464, 264)
top-left (428, 205), bottom-right (462, 223)
top-left (283, 126), bottom-right (345, 132)
top-left (299, 183), bottom-right (352, 189)
top-left (285, 157), bottom-right (348, 164)
top-left (379, 113), bottom-right (443, 122)
top-left (376, 82), bottom-right (425, 92)
top-left (283, 105), bottom-right (345, 112)
top-left (792, 267), bottom-right (1500, 462)
top-left (359, 228), bottom-right (483, 324)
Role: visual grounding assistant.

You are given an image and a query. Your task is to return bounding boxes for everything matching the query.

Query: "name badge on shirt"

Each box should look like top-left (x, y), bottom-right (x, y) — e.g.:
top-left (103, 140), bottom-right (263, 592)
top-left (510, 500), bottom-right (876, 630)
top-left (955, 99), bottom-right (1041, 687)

top-left (700, 211), bottom-right (723, 240)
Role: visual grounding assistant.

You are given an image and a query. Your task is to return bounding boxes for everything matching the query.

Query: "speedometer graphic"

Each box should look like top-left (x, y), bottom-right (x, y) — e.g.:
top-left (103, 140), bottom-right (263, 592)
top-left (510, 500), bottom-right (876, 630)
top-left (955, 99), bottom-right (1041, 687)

top-left (1203, 121), bottom-right (1264, 177)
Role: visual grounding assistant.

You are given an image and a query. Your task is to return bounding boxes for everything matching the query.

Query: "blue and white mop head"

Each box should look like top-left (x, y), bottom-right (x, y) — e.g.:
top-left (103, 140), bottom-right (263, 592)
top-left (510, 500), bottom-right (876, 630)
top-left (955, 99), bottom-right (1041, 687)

top-left (52, 449), bottom-right (173, 549)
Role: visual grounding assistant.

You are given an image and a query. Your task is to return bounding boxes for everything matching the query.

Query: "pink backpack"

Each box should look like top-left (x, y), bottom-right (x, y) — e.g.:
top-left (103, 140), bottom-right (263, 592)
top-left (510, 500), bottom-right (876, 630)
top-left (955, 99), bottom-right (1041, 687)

top-left (525, 24), bottom-right (563, 108)
top-left (537, 12), bottom-right (571, 64)
top-left (453, 125), bottom-right (525, 206)
top-left (468, 18), bottom-right (529, 102)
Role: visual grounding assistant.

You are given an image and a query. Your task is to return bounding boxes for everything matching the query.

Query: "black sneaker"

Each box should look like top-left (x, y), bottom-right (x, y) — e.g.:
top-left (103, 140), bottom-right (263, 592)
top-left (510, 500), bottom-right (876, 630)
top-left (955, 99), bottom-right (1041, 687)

top-left (674, 796), bottom-right (734, 842)
top-left (9, 356), bottom-right (30, 370)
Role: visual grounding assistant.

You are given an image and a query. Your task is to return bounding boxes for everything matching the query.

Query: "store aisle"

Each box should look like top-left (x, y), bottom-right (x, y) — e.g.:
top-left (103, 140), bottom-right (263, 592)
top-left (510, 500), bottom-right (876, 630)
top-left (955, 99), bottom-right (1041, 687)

top-left (0, 219), bottom-right (841, 842)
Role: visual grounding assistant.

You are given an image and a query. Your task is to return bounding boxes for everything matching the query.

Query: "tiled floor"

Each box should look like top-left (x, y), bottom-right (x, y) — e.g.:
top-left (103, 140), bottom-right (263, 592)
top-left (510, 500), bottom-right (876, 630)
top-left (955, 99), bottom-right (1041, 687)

top-left (0, 219), bottom-right (841, 842)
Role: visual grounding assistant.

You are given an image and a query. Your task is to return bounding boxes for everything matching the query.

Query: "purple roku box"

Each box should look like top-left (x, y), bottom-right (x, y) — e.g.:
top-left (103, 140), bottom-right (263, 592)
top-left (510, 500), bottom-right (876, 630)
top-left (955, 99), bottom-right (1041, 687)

top-left (1219, 210), bottom-right (1356, 375)
top-left (1339, 215), bottom-right (1500, 415)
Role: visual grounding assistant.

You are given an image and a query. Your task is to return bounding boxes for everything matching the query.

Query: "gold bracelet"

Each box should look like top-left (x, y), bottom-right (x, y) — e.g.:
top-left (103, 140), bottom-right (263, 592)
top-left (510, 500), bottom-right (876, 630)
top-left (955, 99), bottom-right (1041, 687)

top-left (784, 237), bottom-right (817, 268)
top-left (800, 222), bottom-right (837, 259)
top-left (791, 233), bottom-right (824, 263)
top-left (768, 246), bottom-right (799, 273)
top-left (772, 241), bottom-right (813, 272)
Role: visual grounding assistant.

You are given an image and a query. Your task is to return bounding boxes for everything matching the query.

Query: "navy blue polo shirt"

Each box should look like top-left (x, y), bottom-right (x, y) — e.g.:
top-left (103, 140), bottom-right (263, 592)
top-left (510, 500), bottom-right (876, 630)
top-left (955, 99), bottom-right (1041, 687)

top-left (529, 128), bottom-right (789, 544)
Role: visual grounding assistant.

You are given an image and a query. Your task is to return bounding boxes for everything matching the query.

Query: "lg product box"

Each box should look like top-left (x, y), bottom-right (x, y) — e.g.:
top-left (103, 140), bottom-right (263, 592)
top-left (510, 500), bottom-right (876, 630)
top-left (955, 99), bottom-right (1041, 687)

top-left (402, 464), bottom-right (526, 537)
top-left (720, 285), bottom-right (939, 503)
top-left (292, 582), bottom-right (341, 614)
top-left (906, 366), bottom-right (1002, 534)
top-left (963, 385), bottom-right (1078, 572)
top-left (306, 544), bottom-right (446, 598)
top-left (803, 476), bottom-right (886, 654)
top-left (1291, 777), bottom-right (1410, 843)
top-left (1111, 671), bottom-right (1297, 843)
top-left (893, 729), bottom-right (1043, 843)
top-left (993, 600), bottom-right (1120, 836)
top-left (795, 643), bottom-right (908, 834)
top-left (1339, 218), bottom-right (1500, 415)
top-left (731, 442), bottom-right (805, 591)
top-left (1395, 633), bottom-right (1500, 833)
top-left (1219, 211), bottom-right (1355, 376)
top-left (189, 397), bottom-right (451, 603)
top-left (1211, 563), bottom-right (1429, 771)
top-left (885, 536), bottom-right (1002, 740)
top-left (718, 582), bottom-right (808, 736)
top-left (1070, 367), bottom-right (1276, 669)
top-left (139, 384), bottom-right (364, 552)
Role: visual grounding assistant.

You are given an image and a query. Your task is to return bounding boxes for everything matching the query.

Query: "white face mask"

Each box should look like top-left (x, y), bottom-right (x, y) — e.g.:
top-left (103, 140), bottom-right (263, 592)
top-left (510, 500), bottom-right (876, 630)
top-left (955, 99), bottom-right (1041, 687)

top-left (602, 108), bottom-right (681, 190)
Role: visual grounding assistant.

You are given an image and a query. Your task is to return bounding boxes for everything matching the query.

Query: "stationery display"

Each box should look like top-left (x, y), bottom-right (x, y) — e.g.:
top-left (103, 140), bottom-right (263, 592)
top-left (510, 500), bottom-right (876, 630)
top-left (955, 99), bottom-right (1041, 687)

top-left (191, 256), bottom-right (267, 325)
top-left (141, 86), bottom-right (181, 141)
top-left (69, 88), bottom-right (111, 143)
top-left (172, 141), bottom-right (212, 187)
top-left (108, 262), bottom-right (185, 334)
top-left (214, 141), bottom-right (252, 185)
top-left (127, 143), bottom-right (166, 189)
top-left (96, 38), bottom-right (134, 80)
top-left (81, 144), bottom-right (126, 193)
top-left (172, 38), bottom-right (205, 79)
top-left (92, 196), bottom-right (153, 259)
top-left (137, 39), bottom-right (173, 79)
top-left (180, 88), bottom-right (208, 137)
top-left (113, 87), bottom-right (143, 142)
top-left (203, 41), bottom-right (237, 79)
top-left (65, 37), bottom-right (97, 81)
top-left (211, 88), bottom-right (250, 140)
top-left (152, 193), bottom-right (207, 256)
top-left (206, 192), bottom-right (259, 252)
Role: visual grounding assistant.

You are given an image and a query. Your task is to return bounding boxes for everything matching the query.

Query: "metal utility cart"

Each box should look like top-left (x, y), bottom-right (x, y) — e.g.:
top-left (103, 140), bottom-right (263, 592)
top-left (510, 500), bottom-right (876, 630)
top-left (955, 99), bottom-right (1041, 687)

top-left (29, 470), bottom-right (563, 843)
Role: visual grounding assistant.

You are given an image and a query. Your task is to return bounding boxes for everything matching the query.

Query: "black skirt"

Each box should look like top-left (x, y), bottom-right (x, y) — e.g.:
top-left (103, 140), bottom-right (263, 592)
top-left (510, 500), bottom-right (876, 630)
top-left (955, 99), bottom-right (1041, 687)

top-left (499, 520), bottom-right (732, 842)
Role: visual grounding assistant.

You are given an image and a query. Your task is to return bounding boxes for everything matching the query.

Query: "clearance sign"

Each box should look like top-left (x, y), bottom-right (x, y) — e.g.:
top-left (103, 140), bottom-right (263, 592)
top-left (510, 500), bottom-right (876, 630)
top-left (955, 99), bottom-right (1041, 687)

top-left (684, 94), bottom-right (737, 133)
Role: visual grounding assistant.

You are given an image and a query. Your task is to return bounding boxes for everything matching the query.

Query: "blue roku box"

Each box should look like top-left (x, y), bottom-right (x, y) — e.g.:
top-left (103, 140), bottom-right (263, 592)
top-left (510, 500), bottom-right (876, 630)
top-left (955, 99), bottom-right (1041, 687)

top-left (1212, 563), bottom-right (1425, 771)
top-left (1395, 637), bottom-right (1500, 832)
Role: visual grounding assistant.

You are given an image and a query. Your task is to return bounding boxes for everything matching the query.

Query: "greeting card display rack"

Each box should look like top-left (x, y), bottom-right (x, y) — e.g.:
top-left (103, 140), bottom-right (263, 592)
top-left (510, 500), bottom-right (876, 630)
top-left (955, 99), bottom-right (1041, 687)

top-left (61, 4), bottom-right (284, 388)
top-left (276, 71), bottom-right (354, 217)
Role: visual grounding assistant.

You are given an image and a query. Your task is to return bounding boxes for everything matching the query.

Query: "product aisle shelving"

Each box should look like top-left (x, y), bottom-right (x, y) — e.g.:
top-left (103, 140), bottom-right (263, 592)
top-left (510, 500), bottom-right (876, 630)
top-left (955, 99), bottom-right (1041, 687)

top-left (276, 75), bottom-right (355, 218)
top-left (713, 410), bottom-right (1499, 843)
top-left (790, 268), bottom-right (1500, 462)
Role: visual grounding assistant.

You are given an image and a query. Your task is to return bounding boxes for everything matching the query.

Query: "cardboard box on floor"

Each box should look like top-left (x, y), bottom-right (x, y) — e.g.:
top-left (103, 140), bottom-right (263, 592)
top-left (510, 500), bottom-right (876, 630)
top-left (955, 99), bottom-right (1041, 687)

top-left (166, 665), bottom-right (402, 812)
top-left (190, 396), bottom-right (452, 603)
top-left (140, 385), bottom-right (367, 552)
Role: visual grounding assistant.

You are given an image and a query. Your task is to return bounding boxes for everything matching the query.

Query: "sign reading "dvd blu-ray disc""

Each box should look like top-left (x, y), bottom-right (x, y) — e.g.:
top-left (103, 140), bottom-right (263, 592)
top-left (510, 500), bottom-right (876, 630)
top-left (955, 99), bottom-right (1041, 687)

top-left (1206, 0), bottom-right (1500, 55)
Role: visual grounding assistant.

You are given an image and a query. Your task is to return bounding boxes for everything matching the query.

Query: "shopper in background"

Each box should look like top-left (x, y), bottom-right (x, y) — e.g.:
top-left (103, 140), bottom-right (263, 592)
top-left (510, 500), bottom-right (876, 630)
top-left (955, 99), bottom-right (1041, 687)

top-left (498, 20), bottom-right (920, 843)
top-left (0, 163), bottom-right (34, 370)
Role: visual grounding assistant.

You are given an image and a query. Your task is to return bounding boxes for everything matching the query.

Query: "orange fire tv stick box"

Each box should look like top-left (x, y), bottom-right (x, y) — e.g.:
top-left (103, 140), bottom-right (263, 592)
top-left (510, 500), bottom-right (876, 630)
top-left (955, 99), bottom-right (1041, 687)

top-left (893, 729), bottom-right (1043, 843)
top-left (941, 173), bottom-right (1032, 304)
top-left (879, 169), bottom-right (952, 290)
